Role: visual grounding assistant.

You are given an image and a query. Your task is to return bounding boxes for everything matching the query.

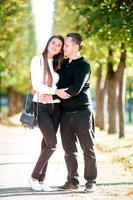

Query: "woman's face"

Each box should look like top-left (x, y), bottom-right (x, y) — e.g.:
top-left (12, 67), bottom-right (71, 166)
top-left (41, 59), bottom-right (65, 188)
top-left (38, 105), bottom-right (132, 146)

top-left (47, 38), bottom-right (63, 57)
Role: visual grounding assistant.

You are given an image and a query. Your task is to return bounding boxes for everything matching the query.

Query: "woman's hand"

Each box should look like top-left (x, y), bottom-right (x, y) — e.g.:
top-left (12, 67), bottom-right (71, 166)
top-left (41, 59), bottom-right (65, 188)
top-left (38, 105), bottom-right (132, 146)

top-left (55, 89), bottom-right (71, 99)
top-left (40, 94), bottom-right (53, 103)
top-left (31, 89), bottom-right (36, 95)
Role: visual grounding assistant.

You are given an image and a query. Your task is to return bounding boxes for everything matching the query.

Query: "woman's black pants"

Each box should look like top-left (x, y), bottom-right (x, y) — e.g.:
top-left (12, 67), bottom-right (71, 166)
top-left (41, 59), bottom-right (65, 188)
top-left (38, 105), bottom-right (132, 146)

top-left (31, 103), bottom-right (61, 182)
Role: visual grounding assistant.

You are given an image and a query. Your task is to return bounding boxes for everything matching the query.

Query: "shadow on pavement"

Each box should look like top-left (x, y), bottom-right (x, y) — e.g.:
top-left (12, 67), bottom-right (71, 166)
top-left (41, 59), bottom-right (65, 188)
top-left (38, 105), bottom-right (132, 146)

top-left (0, 187), bottom-right (86, 198)
top-left (97, 182), bottom-right (133, 186)
top-left (0, 182), bottom-right (133, 198)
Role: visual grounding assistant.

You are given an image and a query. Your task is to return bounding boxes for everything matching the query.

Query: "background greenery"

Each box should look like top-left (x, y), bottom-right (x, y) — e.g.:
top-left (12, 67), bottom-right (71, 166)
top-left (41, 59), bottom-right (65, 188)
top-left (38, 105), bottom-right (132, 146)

top-left (0, 0), bottom-right (132, 135)
top-left (52, 0), bottom-right (133, 135)
top-left (0, 0), bottom-right (36, 116)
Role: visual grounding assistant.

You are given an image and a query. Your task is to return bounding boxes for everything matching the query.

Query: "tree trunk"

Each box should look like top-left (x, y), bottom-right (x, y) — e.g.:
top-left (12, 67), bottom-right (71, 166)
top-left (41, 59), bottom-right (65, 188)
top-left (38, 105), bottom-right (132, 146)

top-left (118, 75), bottom-right (125, 138)
top-left (107, 48), bottom-right (117, 134)
top-left (7, 87), bottom-right (24, 116)
top-left (99, 90), bottom-right (106, 130)
top-left (116, 43), bottom-right (126, 138)
top-left (16, 93), bottom-right (24, 113)
top-left (128, 85), bottom-right (132, 123)
top-left (107, 79), bottom-right (117, 133)
top-left (95, 65), bottom-right (102, 127)
top-left (95, 65), bottom-right (107, 130)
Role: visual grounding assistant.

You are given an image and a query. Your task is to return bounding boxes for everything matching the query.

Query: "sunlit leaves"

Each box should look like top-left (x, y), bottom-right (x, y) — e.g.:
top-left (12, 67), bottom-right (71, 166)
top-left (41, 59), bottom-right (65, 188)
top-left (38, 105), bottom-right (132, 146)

top-left (0, 0), bottom-right (36, 93)
top-left (53, 0), bottom-right (133, 92)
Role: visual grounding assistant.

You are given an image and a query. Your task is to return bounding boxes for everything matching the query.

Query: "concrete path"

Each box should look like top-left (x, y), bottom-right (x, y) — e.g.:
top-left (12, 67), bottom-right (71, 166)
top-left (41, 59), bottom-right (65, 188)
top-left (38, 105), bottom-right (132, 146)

top-left (0, 124), bottom-right (133, 200)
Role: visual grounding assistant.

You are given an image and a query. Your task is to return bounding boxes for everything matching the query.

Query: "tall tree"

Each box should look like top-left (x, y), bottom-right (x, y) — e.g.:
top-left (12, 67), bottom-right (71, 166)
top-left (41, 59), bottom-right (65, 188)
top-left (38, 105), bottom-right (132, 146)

top-left (107, 47), bottom-right (117, 133)
top-left (95, 64), bottom-right (107, 130)
top-left (53, 0), bottom-right (133, 137)
top-left (116, 43), bottom-right (126, 138)
top-left (0, 0), bottom-right (36, 116)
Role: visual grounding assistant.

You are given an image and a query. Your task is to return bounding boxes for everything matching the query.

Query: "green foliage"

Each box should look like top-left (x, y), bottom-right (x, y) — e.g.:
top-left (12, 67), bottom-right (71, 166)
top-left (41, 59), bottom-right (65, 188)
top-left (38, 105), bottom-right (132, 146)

top-left (53, 0), bottom-right (79, 35)
top-left (62, 0), bottom-right (133, 46)
top-left (0, 0), bottom-right (36, 94)
top-left (53, 0), bottom-right (133, 83)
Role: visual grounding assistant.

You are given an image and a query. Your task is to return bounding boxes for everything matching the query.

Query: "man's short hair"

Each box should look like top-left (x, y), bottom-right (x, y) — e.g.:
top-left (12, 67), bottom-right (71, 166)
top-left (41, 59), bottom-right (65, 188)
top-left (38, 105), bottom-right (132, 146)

top-left (66, 32), bottom-right (83, 50)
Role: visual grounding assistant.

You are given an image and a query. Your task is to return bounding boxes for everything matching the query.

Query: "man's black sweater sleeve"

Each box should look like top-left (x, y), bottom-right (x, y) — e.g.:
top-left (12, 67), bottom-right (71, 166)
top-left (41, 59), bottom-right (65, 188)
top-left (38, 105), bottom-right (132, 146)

top-left (53, 61), bottom-right (90, 100)
top-left (66, 63), bottom-right (90, 97)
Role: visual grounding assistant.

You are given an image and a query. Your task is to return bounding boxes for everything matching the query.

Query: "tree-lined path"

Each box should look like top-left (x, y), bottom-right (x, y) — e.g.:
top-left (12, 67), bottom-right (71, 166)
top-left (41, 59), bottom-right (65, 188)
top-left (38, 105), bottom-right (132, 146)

top-left (1, 2), bottom-right (133, 199)
top-left (0, 116), bottom-right (132, 200)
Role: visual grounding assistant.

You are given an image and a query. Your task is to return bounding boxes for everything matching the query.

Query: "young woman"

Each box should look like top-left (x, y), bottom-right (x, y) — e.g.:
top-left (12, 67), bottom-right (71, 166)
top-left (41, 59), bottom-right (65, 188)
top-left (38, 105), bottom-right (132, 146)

top-left (29, 35), bottom-right (64, 191)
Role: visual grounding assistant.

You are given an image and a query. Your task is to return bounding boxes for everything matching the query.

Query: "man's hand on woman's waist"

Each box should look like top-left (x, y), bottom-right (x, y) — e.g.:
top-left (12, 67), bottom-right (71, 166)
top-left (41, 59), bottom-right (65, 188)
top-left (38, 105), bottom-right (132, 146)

top-left (55, 88), bottom-right (71, 99)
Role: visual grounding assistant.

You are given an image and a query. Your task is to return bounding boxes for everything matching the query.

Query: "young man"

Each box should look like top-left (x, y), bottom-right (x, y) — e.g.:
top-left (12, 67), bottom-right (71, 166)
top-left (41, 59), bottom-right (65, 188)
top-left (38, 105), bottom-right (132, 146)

top-left (43, 33), bottom-right (97, 192)
top-left (55, 33), bottom-right (97, 192)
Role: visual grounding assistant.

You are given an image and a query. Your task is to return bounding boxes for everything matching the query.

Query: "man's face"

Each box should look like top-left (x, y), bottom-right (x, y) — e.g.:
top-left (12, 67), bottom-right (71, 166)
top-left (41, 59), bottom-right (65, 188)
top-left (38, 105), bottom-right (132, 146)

top-left (63, 37), bottom-right (78, 57)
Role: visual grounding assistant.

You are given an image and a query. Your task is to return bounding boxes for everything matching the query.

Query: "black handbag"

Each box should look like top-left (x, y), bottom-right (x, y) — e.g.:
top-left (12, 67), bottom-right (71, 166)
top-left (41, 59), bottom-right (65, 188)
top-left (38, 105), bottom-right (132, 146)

top-left (20, 92), bottom-right (39, 129)
top-left (20, 112), bottom-right (37, 129)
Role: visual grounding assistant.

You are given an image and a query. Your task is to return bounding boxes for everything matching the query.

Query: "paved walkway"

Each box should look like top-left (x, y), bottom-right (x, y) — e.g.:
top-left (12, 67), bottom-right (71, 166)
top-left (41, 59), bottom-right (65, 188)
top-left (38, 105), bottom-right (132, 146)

top-left (0, 123), bottom-right (133, 200)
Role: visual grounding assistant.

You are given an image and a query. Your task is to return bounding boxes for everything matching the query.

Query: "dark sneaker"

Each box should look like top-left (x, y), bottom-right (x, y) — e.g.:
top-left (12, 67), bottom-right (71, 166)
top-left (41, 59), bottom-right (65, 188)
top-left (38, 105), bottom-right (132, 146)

top-left (84, 182), bottom-right (96, 193)
top-left (58, 181), bottom-right (79, 190)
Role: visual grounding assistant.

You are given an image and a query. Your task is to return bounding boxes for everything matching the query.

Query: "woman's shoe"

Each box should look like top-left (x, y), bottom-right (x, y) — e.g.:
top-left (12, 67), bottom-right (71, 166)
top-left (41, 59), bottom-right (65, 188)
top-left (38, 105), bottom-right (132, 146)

top-left (28, 177), bottom-right (42, 191)
top-left (40, 183), bottom-right (53, 192)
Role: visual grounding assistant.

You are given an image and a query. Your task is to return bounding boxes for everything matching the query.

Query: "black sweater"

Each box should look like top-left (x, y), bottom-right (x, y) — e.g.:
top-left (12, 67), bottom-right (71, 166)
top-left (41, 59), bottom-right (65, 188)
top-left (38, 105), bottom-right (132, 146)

top-left (55, 57), bottom-right (93, 112)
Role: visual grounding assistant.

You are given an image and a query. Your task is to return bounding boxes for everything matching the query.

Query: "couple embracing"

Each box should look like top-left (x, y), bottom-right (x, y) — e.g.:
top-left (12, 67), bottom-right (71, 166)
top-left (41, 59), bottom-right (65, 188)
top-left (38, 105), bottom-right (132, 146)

top-left (29, 32), bottom-right (97, 193)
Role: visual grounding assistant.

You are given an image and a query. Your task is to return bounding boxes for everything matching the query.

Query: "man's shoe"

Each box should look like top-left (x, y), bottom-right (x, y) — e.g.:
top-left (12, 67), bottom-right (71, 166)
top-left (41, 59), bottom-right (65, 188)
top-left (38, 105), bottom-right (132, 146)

top-left (84, 182), bottom-right (96, 193)
top-left (58, 181), bottom-right (79, 190)
top-left (28, 177), bottom-right (42, 191)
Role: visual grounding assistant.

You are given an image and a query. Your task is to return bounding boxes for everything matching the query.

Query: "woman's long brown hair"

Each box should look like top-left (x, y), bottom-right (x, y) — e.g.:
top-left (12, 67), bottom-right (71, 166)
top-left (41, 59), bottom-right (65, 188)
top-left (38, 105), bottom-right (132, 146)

top-left (42, 35), bottom-right (64, 87)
